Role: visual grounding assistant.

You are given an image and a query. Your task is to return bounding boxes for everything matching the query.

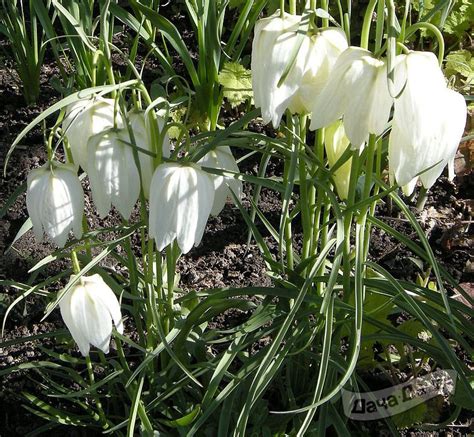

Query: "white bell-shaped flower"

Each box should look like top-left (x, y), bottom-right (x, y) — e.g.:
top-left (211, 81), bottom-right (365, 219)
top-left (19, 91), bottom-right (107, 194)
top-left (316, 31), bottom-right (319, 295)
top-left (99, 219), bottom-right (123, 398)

top-left (26, 162), bottom-right (84, 247)
top-left (59, 274), bottom-right (123, 356)
top-left (310, 47), bottom-right (393, 148)
top-left (288, 28), bottom-right (348, 115)
top-left (252, 12), bottom-right (348, 128)
top-left (87, 128), bottom-right (140, 219)
top-left (325, 121), bottom-right (352, 200)
top-left (198, 146), bottom-right (242, 216)
top-left (149, 163), bottom-right (215, 254)
top-left (388, 52), bottom-right (467, 195)
top-left (63, 98), bottom-right (123, 171)
top-left (127, 110), bottom-right (170, 199)
top-left (251, 11), bottom-right (304, 128)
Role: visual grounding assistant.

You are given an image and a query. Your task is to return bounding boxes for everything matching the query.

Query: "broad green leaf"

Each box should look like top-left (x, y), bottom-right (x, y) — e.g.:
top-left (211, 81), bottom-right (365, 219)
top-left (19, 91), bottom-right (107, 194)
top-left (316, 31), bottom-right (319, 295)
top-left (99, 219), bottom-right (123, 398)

top-left (445, 49), bottom-right (474, 81)
top-left (218, 61), bottom-right (253, 107)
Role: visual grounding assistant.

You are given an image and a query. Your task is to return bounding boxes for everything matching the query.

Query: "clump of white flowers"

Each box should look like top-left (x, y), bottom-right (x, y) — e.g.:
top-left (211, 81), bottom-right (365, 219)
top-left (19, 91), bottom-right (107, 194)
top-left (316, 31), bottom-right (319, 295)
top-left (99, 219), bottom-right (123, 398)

top-left (251, 10), bottom-right (467, 194)
top-left (251, 10), bottom-right (348, 127)
top-left (20, 6), bottom-right (467, 362)
top-left (25, 98), bottom-right (243, 354)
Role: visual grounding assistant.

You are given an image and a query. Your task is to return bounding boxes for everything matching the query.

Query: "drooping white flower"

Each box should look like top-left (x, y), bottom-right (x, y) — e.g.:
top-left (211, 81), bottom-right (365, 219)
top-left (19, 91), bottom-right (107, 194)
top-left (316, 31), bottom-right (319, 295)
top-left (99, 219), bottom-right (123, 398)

top-left (309, 47), bottom-right (393, 148)
top-left (63, 97), bottom-right (123, 171)
top-left (198, 146), bottom-right (242, 215)
top-left (252, 12), bottom-right (348, 128)
top-left (251, 12), bottom-right (305, 128)
top-left (127, 110), bottom-right (170, 199)
top-left (325, 121), bottom-right (352, 200)
top-left (59, 274), bottom-right (123, 357)
top-left (87, 128), bottom-right (140, 219)
top-left (26, 162), bottom-right (84, 247)
top-left (289, 28), bottom-right (348, 115)
top-left (149, 163), bottom-right (215, 254)
top-left (388, 51), bottom-right (467, 195)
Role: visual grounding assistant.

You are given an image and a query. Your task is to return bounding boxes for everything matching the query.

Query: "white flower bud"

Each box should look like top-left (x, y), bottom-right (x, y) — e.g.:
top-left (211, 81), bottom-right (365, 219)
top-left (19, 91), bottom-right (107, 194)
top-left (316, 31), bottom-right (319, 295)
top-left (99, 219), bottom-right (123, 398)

top-left (198, 146), bottom-right (242, 216)
top-left (87, 128), bottom-right (141, 220)
top-left (388, 52), bottom-right (467, 194)
top-left (325, 121), bottom-right (352, 200)
top-left (310, 47), bottom-right (393, 148)
top-left (127, 110), bottom-right (170, 199)
top-left (149, 163), bottom-right (215, 254)
top-left (26, 162), bottom-right (84, 247)
top-left (59, 274), bottom-right (123, 356)
top-left (63, 98), bottom-right (123, 171)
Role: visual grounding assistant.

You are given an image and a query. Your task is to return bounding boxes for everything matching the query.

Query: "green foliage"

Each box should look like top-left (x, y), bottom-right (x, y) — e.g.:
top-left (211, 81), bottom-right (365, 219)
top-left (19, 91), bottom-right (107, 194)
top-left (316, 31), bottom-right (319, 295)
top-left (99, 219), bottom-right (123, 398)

top-left (0, 0), bottom-right (49, 104)
top-left (391, 401), bottom-right (428, 428)
top-left (229, 0), bottom-right (280, 14)
top-left (443, 0), bottom-right (474, 38)
top-left (412, 0), bottom-right (474, 38)
top-left (2, 1), bottom-right (474, 435)
top-left (218, 61), bottom-right (253, 107)
top-left (452, 376), bottom-right (474, 410)
top-left (445, 50), bottom-right (474, 82)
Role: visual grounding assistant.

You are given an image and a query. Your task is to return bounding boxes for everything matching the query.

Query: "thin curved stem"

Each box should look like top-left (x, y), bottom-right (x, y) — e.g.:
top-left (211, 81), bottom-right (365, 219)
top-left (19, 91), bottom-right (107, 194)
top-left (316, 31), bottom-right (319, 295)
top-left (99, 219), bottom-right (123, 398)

top-left (405, 22), bottom-right (445, 65)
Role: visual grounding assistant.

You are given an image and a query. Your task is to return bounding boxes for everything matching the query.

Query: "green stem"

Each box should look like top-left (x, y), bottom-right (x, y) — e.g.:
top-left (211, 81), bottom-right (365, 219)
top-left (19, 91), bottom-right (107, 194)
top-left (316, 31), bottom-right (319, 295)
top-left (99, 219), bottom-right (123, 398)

top-left (374, 0), bottom-right (385, 52)
top-left (321, 0), bottom-right (329, 27)
top-left (138, 84), bottom-right (163, 168)
top-left (360, 0), bottom-right (378, 50)
top-left (358, 136), bottom-right (376, 258)
top-left (342, 149), bottom-right (361, 300)
top-left (283, 116), bottom-right (295, 272)
top-left (86, 355), bottom-right (109, 429)
top-left (124, 234), bottom-right (146, 346)
top-left (399, 0), bottom-right (410, 47)
top-left (311, 129), bottom-right (325, 256)
top-left (299, 116), bottom-right (311, 269)
top-left (290, 0), bottom-right (297, 14)
top-left (405, 22), bottom-right (445, 64)
top-left (71, 251), bottom-right (81, 274)
top-left (91, 50), bottom-right (101, 87)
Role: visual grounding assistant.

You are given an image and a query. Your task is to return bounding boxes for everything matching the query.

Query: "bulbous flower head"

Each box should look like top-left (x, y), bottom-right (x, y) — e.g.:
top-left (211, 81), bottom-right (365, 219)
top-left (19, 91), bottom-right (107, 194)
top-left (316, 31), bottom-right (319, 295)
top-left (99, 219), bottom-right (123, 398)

top-left (63, 97), bottom-right (123, 171)
top-left (59, 274), bottom-right (123, 357)
top-left (388, 51), bottom-right (467, 195)
top-left (87, 128), bottom-right (141, 220)
top-left (149, 163), bottom-right (215, 254)
top-left (251, 11), bottom-right (304, 128)
top-left (127, 110), bottom-right (170, 199)
top-left (198, 146), bottom-right (242, 216)
top-left (325, 121), bottom-right (352, 200)
top-left (310, 47), bottom-right (393, 148)
top-left (26, 161), bottom-right (84, 248)
top-left (289, 27), bottom-right (348, 115)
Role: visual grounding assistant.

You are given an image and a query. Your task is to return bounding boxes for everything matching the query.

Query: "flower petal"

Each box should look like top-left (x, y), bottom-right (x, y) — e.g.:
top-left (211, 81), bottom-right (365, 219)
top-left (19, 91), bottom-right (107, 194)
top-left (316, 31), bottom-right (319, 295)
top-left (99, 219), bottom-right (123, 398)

top-left (309, 47), bottom-right (368, 131)
top-left (87, 274), bottom-right (123, 335)
top-left (293, 27), bottom-right (348, 113)
top-left (252, 12), bottom-right (303, 127)
top-left (64, 98), bottom-right (123, 171)
top-left (59, 283), bottom-right (91, 356)
top-left (149, 163), bottom-right (180, 251)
